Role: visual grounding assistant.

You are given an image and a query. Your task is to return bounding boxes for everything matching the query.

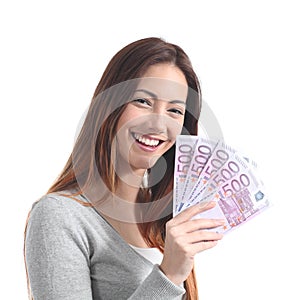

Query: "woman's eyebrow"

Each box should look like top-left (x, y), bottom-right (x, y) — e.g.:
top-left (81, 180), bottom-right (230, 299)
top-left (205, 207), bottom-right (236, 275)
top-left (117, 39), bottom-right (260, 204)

top-left (135, 89), bottom-right (186, 106)
top-left (169, 100), bottom-right (186, 106)
top-left (135, 89), bottom-right (157, 98)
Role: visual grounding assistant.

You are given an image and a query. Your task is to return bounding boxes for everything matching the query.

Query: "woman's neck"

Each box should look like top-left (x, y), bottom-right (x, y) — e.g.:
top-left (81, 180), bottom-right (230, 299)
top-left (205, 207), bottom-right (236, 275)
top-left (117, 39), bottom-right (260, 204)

top-left (101, 177), bottom-right (150, 248)
top-left (115, 181), bottom-right (140, 203)
top-left (114, 161), bottom-right (146, 203)
top-left (115, 157), bottom-right (146, 202)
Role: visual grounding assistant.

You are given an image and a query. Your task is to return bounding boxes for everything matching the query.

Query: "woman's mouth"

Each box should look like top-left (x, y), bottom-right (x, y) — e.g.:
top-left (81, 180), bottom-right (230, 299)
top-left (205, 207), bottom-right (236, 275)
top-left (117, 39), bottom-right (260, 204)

top-left (132, 132), bottom-right (164, 151)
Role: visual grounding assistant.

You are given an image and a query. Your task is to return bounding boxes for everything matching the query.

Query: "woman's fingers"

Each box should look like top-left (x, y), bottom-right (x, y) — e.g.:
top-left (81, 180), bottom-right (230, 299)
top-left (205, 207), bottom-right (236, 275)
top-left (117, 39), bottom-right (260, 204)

top-left (161, 201), bottom-right (225, 285)
top-left (175, 232), bottom-right (223, 256)
top-left (170, 201), bottom-right (216, 226)
top-left (191, 240), bottom-right (219, 254)
top-left (174, 228), bottom-right (223, 245)
top-left (179, 218), bottom-right (225, 234)
top-left (185, 230), bottom-right (223, 244)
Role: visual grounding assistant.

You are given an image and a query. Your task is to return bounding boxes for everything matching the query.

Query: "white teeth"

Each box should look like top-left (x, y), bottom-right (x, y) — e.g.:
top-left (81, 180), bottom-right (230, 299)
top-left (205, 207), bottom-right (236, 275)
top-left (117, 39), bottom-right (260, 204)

top-left (133, 133), bottom-right (160, 147)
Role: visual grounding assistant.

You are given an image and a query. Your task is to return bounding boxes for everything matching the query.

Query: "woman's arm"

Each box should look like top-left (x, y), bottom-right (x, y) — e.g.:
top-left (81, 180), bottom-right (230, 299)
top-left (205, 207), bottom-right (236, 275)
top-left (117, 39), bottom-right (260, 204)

top-left (128, 264), bottom-right (185, 299)
top-left (25, 197), bottom-right (93, 300)
top-left (25, 196), bottom-right (221, 299)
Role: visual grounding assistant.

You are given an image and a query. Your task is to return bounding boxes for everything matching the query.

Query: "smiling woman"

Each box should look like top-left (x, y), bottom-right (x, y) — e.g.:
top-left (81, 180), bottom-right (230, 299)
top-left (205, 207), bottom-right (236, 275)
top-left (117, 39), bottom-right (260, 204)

top-left (24, 37), bottom-right (224, 300)
top-left (116, 66), bottom-right (188, 174)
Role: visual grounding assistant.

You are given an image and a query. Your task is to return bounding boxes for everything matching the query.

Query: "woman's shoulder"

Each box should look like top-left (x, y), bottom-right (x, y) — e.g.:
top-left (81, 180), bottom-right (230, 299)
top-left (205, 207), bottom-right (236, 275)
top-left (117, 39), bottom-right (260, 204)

top-left (30, 192), bottom-right (86, 215)
top-left (28, 192), bottom-right (100, 230)
top-left (32, 191), bottom-right (88, 208)
top-left (26, 192), bottom-right (115, 257)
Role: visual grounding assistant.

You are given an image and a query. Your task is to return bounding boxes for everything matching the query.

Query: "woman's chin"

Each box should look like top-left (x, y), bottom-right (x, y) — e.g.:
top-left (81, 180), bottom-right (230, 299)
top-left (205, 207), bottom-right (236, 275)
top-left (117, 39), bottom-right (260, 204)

top-left (129, 156), bottom-right (159, 173)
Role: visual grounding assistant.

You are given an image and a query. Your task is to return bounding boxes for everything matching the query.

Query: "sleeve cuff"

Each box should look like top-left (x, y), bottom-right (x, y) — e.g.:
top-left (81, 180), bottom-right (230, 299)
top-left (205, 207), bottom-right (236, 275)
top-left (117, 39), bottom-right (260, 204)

top-left (142, 264), bottom-right (186, 299)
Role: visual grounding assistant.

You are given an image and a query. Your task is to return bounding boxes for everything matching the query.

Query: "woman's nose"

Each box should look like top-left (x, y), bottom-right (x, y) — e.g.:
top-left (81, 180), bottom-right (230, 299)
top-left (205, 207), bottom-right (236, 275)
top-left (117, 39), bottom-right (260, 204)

top-left (144, 113), bottom-right (167, 134)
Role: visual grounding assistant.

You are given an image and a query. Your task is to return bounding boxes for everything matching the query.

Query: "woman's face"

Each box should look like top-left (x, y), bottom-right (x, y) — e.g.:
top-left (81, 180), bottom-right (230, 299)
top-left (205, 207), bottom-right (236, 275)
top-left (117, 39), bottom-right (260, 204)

top-left (115, 63), bottom-right (188, 176)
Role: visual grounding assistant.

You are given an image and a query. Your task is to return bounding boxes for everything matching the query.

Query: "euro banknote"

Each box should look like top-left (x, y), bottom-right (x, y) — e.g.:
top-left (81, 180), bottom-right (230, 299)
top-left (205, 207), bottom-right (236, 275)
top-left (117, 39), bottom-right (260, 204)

top-left (179, 137), bottom-right (218, 209)
top-left (174, 135), bottom-right (269, 234)
top-left (173, 135), bottom-right (198, 214)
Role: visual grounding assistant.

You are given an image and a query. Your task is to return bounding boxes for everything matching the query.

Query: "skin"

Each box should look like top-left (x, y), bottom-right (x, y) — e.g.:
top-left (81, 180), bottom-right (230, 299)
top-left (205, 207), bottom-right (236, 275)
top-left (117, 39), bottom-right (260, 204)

top-left (115, 63), bottom-right (188, 179)
top-left (107, 63), bottom-right (224, 286)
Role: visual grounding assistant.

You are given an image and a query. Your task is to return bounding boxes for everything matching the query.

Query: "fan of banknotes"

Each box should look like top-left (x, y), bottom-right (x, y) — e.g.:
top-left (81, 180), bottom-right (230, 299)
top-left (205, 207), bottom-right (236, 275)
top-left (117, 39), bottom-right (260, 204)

top-left (173, 135), bottom-right (269, 234)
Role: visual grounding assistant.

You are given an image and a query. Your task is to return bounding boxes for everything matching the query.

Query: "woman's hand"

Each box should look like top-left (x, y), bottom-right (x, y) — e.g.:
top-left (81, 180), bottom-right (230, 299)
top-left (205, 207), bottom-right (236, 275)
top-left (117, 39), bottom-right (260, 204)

top-left (159, 201), bottom-right (224, 286)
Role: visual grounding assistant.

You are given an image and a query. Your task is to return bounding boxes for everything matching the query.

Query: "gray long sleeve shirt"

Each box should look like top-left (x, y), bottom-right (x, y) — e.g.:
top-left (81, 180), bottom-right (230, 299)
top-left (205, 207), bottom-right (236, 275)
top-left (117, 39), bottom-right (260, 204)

top-left (25, 193), bottom-right (186, 299)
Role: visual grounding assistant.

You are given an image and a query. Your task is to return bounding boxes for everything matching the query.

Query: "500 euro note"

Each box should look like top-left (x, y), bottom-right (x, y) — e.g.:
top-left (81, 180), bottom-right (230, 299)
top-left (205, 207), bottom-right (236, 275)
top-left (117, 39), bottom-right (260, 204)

top-left (173, 136), bottom-right (270, 234)
top-left (183, 140), bottom-right (258, 210)
top-left (194, 154), bottom-right (269, 234)
top-left (184, 140), bottom-right (236, 209)
top-left (178, 137), bottom-right (218, 212)
top-left (173, 135), bottom-right (197, 214)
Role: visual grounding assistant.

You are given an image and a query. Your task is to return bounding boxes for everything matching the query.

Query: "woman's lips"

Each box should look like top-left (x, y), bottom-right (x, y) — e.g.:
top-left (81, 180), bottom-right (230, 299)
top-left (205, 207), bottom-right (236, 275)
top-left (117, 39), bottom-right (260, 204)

top-left (132, 132), bottom-right (164, 152)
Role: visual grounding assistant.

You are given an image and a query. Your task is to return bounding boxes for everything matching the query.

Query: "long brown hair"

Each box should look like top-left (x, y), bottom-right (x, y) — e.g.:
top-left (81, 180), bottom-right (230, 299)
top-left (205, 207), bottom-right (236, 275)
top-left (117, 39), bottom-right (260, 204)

top-left (25, 37), bottom-right (201, 299)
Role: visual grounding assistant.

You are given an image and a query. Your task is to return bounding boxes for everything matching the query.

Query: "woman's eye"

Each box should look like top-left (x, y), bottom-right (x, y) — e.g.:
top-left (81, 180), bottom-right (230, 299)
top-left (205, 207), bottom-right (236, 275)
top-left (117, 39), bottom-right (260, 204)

top-left (169, 108), bottom-right (184, 115)
top-left (132, 98), bottom-right (151, 106)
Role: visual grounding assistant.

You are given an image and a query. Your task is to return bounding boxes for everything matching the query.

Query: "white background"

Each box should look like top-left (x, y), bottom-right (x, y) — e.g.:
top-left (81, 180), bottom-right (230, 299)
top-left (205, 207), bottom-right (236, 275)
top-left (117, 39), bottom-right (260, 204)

top-left (1, 0), bottom-right (299, 299)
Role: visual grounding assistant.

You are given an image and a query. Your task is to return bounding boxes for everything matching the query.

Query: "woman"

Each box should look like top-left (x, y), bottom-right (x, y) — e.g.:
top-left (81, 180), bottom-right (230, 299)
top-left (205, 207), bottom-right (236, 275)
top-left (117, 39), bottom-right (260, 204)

top-left (24, 37), bottom-right (224, 299)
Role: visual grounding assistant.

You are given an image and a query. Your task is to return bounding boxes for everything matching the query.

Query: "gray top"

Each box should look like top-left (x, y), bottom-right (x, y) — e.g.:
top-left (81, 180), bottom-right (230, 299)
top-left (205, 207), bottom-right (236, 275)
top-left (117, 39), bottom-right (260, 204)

top-left (25, 193), bottom-right (186, 299)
